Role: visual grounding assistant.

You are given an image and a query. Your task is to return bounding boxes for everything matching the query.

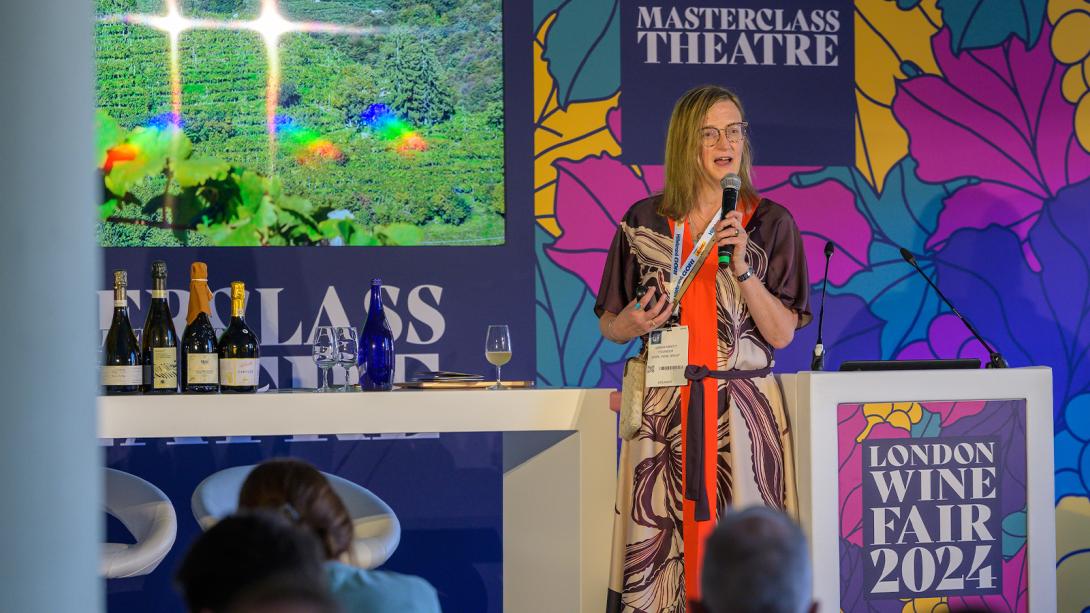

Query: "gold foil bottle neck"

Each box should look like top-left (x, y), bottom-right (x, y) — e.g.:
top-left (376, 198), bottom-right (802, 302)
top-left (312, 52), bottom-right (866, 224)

top-left (113, 269), bottom-right (128, 302)
top-left (230, 281), bottom-right (246, 317)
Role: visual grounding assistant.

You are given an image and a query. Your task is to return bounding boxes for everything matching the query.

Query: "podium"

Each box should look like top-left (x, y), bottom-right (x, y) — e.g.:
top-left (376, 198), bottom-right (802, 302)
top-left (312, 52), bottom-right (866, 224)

top-left (779, 367), bottom-right (1054, 612)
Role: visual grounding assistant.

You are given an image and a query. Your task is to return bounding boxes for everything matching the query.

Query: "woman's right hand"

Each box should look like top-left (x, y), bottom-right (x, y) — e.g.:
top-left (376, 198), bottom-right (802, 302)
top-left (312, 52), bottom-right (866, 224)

top-left (609, 286), bottom-right (673, 342)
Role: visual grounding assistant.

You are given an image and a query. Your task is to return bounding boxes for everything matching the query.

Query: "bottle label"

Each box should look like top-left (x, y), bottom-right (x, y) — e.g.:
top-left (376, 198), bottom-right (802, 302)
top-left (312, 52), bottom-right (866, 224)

top-left (152, 289), bottom-right (167, 299)
top-left (187, 353), bottom-right (219, 384)
top-left (153, 347), bottom-right (178, 389)
top-left (220, 358), bottom-right (257, 386)
top-left (102, 365), bottom-right (141, 386)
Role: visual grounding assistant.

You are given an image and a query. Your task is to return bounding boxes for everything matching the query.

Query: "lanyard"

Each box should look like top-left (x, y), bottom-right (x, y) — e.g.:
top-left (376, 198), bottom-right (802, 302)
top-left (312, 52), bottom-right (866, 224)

top-left (670, 211), bottom-right (721, 302)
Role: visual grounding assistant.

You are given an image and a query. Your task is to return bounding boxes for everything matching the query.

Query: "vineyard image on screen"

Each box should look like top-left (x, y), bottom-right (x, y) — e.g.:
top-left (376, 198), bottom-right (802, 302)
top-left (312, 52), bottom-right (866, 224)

top-left (96, 0), bottom-right (504, 247)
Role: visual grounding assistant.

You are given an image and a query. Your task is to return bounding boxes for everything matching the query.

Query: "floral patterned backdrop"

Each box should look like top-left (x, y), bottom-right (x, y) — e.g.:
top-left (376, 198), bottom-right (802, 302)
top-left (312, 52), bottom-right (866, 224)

top-left (531, 0), bottom-right (1090, 609)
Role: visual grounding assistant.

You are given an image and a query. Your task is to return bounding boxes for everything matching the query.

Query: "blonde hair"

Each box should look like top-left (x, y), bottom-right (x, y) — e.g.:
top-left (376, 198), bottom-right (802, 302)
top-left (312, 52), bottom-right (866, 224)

top-left (658, 85), bottom-right (759, 221)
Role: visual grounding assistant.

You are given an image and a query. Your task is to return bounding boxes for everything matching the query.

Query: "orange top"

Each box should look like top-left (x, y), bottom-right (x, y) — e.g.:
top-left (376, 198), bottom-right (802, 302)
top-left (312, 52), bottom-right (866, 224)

top-left (669, 197), bottom-right (758, 609)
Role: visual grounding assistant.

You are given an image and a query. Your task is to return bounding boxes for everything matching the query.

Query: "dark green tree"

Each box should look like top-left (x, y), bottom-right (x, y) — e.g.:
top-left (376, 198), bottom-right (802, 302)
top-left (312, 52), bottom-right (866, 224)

top-left (381, 31), bottom-right (454, 126)
top-left (279, 82), bottom-right (302, 108)
top-left (330, 65), bottom-right (382, 126)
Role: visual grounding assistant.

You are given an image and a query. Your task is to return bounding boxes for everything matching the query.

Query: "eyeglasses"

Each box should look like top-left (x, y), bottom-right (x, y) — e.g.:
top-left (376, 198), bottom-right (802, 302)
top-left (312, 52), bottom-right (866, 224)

top-left (700, 122), bottom-right (748, 147)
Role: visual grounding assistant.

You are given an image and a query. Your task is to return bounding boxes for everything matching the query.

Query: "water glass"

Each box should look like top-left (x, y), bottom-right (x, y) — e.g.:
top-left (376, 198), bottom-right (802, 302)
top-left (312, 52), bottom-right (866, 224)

top-left (335, 326), bottom-right (359, 392)
top-left (312, 326), bottom-right (336, 392)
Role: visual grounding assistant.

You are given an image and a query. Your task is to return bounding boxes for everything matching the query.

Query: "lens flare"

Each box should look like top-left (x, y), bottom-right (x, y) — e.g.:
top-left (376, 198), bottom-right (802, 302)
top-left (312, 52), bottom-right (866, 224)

top-left (360, 104), bottom-right (428, 154)
top-left (99, 0), bottom-right (381, 173)
top-left (144, 112), bottom-right (185, 130)
top-left (103, 143), bottom-right (139, 173)
top-left (275, 116), bottom-right (345, 166)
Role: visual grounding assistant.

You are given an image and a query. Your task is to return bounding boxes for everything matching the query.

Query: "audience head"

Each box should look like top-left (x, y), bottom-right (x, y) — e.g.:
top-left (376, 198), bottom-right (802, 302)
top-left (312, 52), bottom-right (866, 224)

top-left (175, 510), bottom-right (328, 613)
top-left (238, 458), bottom-right (354, 561)
top-left (700, 506), bottom-right (814, 613)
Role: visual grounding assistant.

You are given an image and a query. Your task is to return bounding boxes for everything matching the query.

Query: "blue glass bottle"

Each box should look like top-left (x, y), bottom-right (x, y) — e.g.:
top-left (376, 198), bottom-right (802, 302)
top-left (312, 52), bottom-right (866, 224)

top-left (359, 278), bottom-right (395, 391)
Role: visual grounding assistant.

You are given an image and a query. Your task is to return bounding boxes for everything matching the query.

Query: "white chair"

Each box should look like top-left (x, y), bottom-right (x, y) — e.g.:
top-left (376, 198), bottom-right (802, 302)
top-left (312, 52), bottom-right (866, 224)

top-left (191, 465), bottom-right (401, 569)
top-left (102, 468), bottom-right (178, 578)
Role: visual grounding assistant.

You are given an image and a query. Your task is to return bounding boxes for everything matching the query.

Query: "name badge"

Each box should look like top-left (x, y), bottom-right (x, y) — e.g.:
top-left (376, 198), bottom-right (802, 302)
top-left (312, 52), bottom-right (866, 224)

top-left (646, 326), bottom-right (689, 388)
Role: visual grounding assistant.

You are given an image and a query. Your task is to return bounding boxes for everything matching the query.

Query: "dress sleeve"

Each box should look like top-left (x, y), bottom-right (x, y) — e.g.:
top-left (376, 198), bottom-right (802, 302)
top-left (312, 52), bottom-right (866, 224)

top-left (594, 224), bottom-right (639, 318)
top-left (764, 212), bottom-right (812, 329)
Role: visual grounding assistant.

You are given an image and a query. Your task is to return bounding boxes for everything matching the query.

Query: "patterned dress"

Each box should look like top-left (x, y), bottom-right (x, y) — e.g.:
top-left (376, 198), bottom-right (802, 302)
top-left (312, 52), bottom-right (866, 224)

top-left (595, 195), bottom-right (811, 612)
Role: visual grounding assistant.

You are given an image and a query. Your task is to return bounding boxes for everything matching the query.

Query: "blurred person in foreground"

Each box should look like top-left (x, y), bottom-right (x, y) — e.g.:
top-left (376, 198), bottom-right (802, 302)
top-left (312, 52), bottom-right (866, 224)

top-left (699, 506), bottom-right (817, 613)
top-left (176, 510), bottom-right (333, 613)
top-left (239, 458), bottom-right (441, 613)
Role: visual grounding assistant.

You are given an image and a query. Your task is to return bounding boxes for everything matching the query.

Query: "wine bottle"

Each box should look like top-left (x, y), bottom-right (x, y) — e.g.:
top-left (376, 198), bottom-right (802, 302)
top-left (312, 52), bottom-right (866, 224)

top-left (102, 270), bottom-right (141, 395)
top-left (181, 262), bottom-right (219, 393)
top-left (141, 260), bottom-right (179, 394)
top-left (218, 281), bottom-right (260, 393)
top-left (359, 278), bottom-right (395, 391)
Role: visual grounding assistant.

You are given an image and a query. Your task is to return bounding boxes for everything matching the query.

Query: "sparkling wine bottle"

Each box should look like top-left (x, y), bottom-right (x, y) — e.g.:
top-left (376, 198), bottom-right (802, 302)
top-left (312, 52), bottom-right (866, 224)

top-left (358, 278), bottom-right (395, 391)
top-left (141, 260), bottom-right (179, 394)
top-left (181, 262), bottom-right (219, 393)
top-left (218, 281), bottom-right (260, 393)
top-left (102, 270), bottom-right (141, 395)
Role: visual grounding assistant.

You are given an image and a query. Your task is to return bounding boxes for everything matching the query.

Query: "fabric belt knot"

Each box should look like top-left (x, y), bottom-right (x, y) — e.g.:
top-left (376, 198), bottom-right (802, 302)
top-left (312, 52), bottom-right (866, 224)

top-left (683, 364), bottom-right (772, 522)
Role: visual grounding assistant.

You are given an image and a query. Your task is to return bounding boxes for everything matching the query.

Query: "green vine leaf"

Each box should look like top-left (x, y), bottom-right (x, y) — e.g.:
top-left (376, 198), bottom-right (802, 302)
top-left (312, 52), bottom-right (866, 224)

top-left (172, 187), bottom-right (205, 228)
top-left (277, 195), bottom-right (315, 216)
top-left (376, 223), bottom-right (424, 245)
top-left (346, 228), bottom-right (381, 246)
top-left (99, 198), bottom-right (120, 221)
top-left (104, 127), bottom-right (176, 196)
top-left (174, 155), bottom-right (230, 187)
top-left (197, 219), bottom-right (262, 246)
top-left (95, 110), bottom-right (126, 168)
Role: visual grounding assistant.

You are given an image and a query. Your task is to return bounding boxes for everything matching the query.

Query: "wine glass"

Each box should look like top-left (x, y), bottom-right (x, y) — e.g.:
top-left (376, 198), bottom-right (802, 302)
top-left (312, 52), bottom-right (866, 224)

top-left (484, 324), bottom-right (511, 390)
top-left (334, 326), bottom-right (359, 392)
top-left (312, 326), bottom-right (337, 392)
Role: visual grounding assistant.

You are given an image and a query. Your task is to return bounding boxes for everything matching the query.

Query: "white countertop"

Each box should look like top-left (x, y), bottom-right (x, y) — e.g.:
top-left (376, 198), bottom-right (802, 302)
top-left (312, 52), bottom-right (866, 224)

top-left (97, 388), bottom-right (614, 438)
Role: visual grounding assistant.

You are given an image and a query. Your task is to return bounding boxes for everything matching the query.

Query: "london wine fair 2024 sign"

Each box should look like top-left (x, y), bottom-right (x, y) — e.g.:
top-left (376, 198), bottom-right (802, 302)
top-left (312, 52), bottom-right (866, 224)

top-left (837, 400), bottom-right (1028, 610)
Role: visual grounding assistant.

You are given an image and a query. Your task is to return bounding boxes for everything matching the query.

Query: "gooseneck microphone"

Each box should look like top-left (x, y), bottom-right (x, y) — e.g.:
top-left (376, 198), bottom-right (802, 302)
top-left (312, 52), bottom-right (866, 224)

top-left (718, 173), bottom-right (741, 269)
top-left (899, 247), bottom-right (1008, 368)
top-left (811, 241), bottom-right (834, 371)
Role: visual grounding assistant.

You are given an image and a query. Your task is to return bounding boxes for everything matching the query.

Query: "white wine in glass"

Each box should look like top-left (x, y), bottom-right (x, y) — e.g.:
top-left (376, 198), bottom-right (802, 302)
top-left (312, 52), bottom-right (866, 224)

top-left (485, 325), bottom-right (511, 390)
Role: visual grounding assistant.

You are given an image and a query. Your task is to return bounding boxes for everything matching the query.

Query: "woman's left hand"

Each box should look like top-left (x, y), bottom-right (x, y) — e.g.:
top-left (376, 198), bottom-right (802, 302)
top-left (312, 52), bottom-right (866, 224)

top-left (715, 210), bottom-right (748, 275)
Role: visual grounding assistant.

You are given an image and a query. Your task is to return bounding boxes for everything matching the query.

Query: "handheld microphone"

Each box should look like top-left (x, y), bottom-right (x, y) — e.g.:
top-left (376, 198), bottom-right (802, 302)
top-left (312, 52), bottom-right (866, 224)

top-left (811, 241), bottom-right (834, 371)
top-left (718, 173), bottom-right (741, 269)
top-left (899, 247), bottom-right (1008, 368)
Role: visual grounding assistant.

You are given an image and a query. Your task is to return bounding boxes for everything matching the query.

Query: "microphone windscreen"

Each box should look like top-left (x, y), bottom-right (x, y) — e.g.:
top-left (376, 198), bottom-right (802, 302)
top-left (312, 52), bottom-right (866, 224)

top-left (824, 241), bottom-right (834, 257)
top-left (720, 173), bottom-right (741, 191)
top-left (899, 247), bottom-right (916, 264)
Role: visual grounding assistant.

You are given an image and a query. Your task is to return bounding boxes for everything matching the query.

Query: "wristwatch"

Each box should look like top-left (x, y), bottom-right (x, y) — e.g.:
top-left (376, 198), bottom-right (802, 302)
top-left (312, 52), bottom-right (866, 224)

top-left (736, 267), bottom-right (755, 283)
